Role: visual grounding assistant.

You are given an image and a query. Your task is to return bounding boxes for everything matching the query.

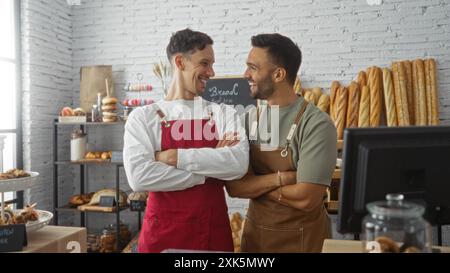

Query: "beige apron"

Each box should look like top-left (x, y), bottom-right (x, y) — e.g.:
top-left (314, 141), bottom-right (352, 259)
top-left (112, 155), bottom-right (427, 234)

top-left (241, 101), bottom-right (331, 253)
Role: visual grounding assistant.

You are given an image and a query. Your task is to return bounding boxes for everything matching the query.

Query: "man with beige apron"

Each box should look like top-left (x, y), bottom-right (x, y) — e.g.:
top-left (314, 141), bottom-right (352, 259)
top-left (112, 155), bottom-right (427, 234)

top-left (226, 34), bottom-right (337, 253)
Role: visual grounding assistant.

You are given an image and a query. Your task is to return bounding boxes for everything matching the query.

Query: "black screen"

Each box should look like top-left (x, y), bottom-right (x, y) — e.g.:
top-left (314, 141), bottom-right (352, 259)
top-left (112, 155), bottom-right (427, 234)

top-left (337, 126), bottom-right (450, 234)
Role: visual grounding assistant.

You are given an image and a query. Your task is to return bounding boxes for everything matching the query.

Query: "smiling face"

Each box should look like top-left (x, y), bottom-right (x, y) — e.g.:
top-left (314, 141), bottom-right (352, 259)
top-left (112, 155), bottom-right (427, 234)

top-left (180, 44), bottom-right (215, 96)
top-left (244, 47), bottom-right (278, 100)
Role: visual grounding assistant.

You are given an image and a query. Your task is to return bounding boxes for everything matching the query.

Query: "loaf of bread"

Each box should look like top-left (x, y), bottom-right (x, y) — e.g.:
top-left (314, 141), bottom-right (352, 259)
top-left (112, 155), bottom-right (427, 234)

top-left (368, 67), bottom-right (382, 127)
top-left (402, 61), bottom-right (415, 125)
top-left (358, 86), bottom-right (370, 127)
top-left (335, 86), bottom-right (348, 140)
top-left (293, 76), bottom-right (302, 95)
top-left (413, 59), bottom-right (427, 125)
top-left (317, 94), bottom-right (330, 113)
top-left (392, 62), bottom-right (410, 126)
top-left (88, 189), bottom-right (128, 206)
top-left (330, 81), bottom-right (340, 122)
top-left (312, 87), bottom-right (323, 105)
top-left (346, 82), bottom-right (360, 128)
top-left (303, 90), bottom-right (316, 105)
top-left (357, 71), bottom-right (367, 86)
top-left (426, 59), bottom-right (439, 125)
top-left (382, 68), bottom-right (398, 127)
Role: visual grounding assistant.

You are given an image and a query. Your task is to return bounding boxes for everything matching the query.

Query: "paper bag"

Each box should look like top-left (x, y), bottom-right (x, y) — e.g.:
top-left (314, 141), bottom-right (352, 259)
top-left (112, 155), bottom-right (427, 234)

top-left (79, 65), bottom-right (114, 112)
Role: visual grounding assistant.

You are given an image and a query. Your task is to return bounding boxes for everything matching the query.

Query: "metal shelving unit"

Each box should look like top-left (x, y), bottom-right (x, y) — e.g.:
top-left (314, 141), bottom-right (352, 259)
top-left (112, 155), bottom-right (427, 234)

top-left (52, 119), bottom-right (128, 250)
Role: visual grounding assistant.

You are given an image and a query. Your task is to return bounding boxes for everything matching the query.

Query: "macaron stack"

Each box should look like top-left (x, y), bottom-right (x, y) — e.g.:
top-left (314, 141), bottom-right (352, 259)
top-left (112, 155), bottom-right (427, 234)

top-left (101, 97), bottom-right (118, 122)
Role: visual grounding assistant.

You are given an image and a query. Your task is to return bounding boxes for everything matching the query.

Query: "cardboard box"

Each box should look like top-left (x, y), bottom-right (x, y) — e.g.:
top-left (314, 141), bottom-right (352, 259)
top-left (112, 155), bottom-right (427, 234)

top-left (18, 226), bottom-right (87, 253)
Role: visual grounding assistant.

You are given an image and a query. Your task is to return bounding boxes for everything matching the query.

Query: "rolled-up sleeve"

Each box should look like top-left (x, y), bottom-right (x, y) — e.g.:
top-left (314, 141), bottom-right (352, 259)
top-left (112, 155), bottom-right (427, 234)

top-left (177, 104), bottom-right (249, 180)
top-left (123, 108), bottom-right (206, 192)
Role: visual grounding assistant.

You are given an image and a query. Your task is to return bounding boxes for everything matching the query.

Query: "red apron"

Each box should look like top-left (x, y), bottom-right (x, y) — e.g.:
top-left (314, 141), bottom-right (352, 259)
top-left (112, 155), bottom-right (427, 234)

top-left (138, 113), bottom-right (233, 253)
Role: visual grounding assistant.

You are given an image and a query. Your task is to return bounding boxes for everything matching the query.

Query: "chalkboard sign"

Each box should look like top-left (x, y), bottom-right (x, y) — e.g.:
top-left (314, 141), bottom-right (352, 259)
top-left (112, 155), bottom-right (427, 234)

top-left (0, 224), bottom-right (27, 252)
top-left (202, 77), bottom-right (256, 108)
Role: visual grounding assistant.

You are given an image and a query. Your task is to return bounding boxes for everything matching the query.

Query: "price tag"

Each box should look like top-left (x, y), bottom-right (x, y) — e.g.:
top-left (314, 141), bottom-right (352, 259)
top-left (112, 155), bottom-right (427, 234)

top-left (99, 196), bottom-right (116, 207)
top-left (0, 224), bottom-right (27, 252)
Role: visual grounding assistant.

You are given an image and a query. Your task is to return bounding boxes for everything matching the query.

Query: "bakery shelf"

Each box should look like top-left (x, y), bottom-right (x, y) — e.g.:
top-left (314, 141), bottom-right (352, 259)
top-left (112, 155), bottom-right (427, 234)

top-left (56, 204), bottom-right (129, 213)
top-left (53, 119), bottom-right (135, 251)
top-left (54, 161), bottom-right (123, 165)
top-left (54, 121), bottom-right (125, 126)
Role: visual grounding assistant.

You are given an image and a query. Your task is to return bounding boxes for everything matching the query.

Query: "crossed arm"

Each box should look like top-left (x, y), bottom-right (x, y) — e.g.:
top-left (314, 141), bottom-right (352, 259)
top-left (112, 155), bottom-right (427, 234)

top-left (225, 170), bottom-right (327, 211)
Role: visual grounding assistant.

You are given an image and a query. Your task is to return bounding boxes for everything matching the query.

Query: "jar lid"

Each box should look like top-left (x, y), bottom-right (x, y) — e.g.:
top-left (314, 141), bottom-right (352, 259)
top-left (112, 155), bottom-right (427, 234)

top-left (366, 193), bottom-right (425, 218)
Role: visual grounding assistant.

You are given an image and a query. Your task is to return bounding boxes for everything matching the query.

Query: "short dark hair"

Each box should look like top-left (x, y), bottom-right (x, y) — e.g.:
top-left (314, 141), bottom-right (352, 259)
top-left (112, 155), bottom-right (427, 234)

top-left (166, 28), bottom-right (213, 60)
top-left (251, 33), bottom-right (302, 85)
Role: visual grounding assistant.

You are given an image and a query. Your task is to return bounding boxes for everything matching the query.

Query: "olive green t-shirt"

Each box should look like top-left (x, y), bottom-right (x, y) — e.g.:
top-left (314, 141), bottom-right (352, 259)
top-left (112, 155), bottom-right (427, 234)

top-left (244, 96), bottom-right (337, 186)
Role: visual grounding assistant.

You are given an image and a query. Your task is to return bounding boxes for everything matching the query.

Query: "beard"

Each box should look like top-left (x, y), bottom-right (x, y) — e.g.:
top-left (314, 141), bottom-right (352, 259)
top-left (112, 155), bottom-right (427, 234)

top-left (250, 77), bottom-right (275, 100)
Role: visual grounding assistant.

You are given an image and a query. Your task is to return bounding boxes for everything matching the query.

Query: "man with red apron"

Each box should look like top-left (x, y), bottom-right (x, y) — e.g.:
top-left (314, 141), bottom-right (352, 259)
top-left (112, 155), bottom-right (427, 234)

top-left (123, 29), bottom-right (249, 253)
top-left (226, 34), bottom-right (337, 252)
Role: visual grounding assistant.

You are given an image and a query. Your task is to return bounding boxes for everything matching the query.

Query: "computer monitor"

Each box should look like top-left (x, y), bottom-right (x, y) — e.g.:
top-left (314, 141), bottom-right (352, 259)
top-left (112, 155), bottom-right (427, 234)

top-left (337, 126), bottom-right (450, 235)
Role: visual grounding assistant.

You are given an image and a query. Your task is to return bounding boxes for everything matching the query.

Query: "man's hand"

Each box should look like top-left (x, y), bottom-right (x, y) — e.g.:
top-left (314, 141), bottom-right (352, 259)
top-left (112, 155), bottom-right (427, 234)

top-left (155, 149), bottom-right (178, 167)
top-left (216, 132), bottom-right (240, 148)
top-left (280, 171), bottom-right (297, 186)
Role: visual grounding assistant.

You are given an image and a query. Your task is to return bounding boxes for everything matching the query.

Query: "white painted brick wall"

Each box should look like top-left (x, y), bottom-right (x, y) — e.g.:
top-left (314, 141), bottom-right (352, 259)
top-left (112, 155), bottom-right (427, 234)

top-left (21, 0), bottom-right (74, 225)
top-left (23, 0), bottom-right (450, 243)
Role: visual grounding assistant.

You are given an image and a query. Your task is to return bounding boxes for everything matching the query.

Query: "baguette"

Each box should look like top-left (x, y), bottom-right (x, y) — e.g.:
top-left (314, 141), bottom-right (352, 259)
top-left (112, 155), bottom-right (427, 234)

top-left (357, 71), bottom-right (367, 86)
top-left (426, 59), bottom-right (439, 125)
top-left (312, 87), bottom-right (323, 105)
top-left (358, 86), bottom-right (370, 127)
top-left (317, 94), bottom-right (330, 113)
top-left (335, 86), bottom-right (348, 140)
top-left (424, 60), bottom-right (433, 125)
top-left (402, 61), bottom-right (414, 125)
top-left (294, 76), bottom-right (302, 95)
top-left (330, 81), bottom-right (340, 122)
top-left (346, 82), bottom-right (360, 128)
top-left (303, 90), bottom-right (316, 105)
top-left (413, 59), bottom-right (427, 125)
top-left (392, 62), bottom-right (410, 126)
top-left (369, 67), bottom-right (382, 127)
top-left (382, 68), bottom-right (398, 127)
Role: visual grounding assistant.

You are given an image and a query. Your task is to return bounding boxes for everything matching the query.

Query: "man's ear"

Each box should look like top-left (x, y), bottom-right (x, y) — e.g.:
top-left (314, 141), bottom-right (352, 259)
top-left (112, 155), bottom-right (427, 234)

top-left (273, 68), bottom-right (286, 83)
top-left (174, 54), bottom-right (185, 70)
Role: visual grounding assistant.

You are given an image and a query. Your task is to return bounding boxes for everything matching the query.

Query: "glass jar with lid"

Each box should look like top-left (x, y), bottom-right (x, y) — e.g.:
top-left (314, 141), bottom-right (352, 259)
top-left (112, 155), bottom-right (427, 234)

top-left (100, 226), bottom-right (117, 253)
top-left (363, 193), bottom-right (432, 253)
top-left (110, 222), bottom-right (131, 248)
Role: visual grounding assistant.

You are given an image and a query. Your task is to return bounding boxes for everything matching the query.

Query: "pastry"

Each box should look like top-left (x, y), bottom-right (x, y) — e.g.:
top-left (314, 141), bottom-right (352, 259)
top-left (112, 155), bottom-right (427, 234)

top-left (317, 94), bottom-right (330, 113)
top-left (73, 108), bottom-right (86, 116)
top-left (368, 67), bottom-right (382, 127)
top-left (357, 71), bottom-right (367, 86)
top-left (382, 68), bottom-right (398, 127)
top-left (330, 81), bottom-right (340, 122)
top-left (375, 236), bottom-right (400, 253)
top-left (127, 191), bottom-right (149, 204)
top-left (413, 59), bottom-right (427, 126)
top-left (312, 87), bottom-right (322, 105)
top-left (358, 86), bottom-right (370, 127)
top-left (60, 107), bottom-right (74, 116)
top-left (88, 189), bottom-right (128, 206)
top-left (346, 82), bottom-right (360, 128)
top-left (69, 195), bottom-right (86, 207)
top-left (102, 97), bottom-right (118, 105)
top-left (303, 90), bottom-right (316, 105)
top-left (402, 61), bottom-right (415, 124)
top-left (426, 59), bottom-right (439, 125)
top-left (101, 104), bottom-right (117, 111)
top-left (392, 62), bottom-right (410, 126)
top-left (335, 86), bottom-right (348, 140)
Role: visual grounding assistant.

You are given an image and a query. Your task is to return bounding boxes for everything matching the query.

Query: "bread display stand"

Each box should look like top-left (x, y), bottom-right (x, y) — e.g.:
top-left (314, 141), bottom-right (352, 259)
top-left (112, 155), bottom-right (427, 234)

top-left (52, 119), bottom-right (136, 252)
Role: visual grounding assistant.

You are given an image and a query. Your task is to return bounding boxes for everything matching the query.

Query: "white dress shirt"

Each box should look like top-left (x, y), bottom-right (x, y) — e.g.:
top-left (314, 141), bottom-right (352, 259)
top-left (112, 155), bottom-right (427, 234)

top-left (123, 97), bottom-right (249, 192)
